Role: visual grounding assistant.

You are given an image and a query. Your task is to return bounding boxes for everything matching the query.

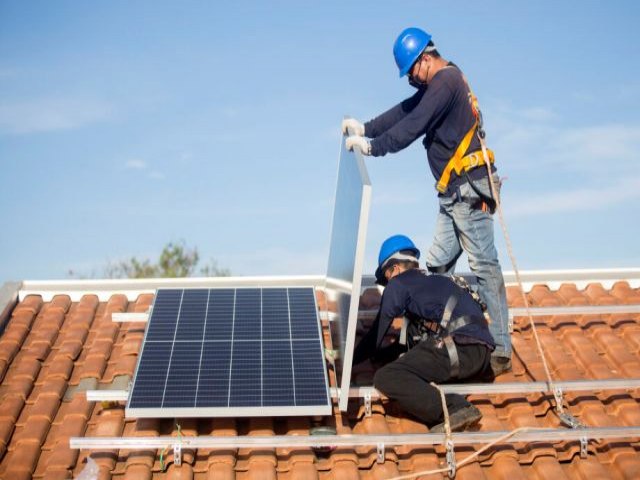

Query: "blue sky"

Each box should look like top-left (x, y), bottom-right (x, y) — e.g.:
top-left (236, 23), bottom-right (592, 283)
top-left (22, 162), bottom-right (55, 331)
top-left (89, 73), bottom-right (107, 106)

top-left (1, 0), bottom-right (639, 283)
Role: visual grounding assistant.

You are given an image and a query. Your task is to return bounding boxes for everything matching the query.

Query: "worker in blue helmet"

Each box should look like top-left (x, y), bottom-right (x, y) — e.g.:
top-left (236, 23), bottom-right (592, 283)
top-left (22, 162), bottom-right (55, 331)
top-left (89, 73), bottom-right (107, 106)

top-left (353, 235), bottom-right (495, 432)
top-left (342, 27), bottom-right (511, 376)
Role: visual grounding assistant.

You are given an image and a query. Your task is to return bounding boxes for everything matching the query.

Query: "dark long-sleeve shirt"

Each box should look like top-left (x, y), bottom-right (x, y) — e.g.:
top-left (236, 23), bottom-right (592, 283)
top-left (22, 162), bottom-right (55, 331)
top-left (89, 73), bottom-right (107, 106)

top-left (353, 269), bottom-right (495, 364)
top-left (364, 64), bottom-right (493, 195)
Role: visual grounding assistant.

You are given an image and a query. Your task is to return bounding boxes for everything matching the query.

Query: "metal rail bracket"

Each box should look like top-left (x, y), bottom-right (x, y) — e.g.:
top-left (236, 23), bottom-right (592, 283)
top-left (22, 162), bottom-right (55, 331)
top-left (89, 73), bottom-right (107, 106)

top-left (446, 439), bottom-right (456, 478)
top-left (377, 443), bottom-right (385, 463)
top-left (174, 442), bottom-right (182, 466)
top-left (364, 390), bottom-right (372, 417)
top-left (559, 411), bottom-right (585, 429)
top-left (580, 436), bottom-right (588, 459)
top-left (553, 386), bottom-right (565, 414)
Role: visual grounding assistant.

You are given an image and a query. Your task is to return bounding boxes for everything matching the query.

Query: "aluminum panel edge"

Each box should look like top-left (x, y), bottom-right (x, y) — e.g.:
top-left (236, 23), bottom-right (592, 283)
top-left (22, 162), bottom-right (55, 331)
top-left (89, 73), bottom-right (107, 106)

top-left (324, 121), bottom-right (373, 411)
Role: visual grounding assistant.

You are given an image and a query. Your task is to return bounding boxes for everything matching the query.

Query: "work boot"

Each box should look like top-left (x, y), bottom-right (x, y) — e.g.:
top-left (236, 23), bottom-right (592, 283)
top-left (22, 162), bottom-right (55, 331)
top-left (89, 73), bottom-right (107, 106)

top-left (490, 355), bottom-right (512, 376)
top-left (430, 404), bottom-right (482, 433)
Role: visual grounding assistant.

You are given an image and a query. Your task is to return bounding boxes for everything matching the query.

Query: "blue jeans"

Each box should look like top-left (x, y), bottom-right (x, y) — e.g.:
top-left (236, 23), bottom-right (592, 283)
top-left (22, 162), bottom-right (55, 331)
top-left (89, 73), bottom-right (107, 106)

top-left (425, 174), bottom-right (511, 358)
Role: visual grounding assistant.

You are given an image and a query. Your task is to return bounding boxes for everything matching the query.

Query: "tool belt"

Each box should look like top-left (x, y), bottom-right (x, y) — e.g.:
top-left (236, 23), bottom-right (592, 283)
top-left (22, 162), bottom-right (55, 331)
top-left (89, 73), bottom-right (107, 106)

top-left (435, 121), bottom-right (495, 195)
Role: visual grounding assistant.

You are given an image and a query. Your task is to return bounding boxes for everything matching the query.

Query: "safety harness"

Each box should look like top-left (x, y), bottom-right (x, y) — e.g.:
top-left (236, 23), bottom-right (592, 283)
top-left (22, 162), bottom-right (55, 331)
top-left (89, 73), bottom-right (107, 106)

top-left (436, 123), bottom-right (495, 194)
top-left (435, 69), bottom-right (497, 212)
top-left (399, 274), bottom-right (489, 378)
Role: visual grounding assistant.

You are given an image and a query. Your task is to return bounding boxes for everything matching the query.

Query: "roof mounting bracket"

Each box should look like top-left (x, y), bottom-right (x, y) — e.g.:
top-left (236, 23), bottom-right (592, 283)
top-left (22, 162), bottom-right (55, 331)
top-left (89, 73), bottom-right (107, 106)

top-left (174, 442), bottom-right (182, 466)
top-left (376, 443), bottom-right (385, 463)
top-left (553, 386), bottom-right (565, 414)
top-left (580, 436), bottom-right (589, 458)
top-left (446, 439), bottom-right (456, 478)
top-left (558, 410), bottom-right (585, 429)
top-left (364, 390), bottom-right (372, 417)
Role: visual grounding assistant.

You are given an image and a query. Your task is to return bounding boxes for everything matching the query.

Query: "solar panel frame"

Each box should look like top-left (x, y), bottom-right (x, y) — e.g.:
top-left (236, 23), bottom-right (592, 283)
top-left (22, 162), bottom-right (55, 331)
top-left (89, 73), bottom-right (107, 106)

top-left (324, 127), bottom-right (372, 411)
top-left (126, 286), bottom-right (331, 418)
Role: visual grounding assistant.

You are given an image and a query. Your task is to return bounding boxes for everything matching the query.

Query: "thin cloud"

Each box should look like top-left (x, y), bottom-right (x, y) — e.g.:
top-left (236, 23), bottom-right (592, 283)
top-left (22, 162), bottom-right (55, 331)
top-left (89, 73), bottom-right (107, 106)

top-left (0, 96), bottom-right (113, 134)
top-left (0, 67), bottom-right (19, 79)
top-left (519, 106), bottom-right (558, 122)
top-left (486, 103), bottom-right (640, 175)
top-left (504, 176), bottom-right (640, 218)
top-left (125, 159), bottom-right (148, 170)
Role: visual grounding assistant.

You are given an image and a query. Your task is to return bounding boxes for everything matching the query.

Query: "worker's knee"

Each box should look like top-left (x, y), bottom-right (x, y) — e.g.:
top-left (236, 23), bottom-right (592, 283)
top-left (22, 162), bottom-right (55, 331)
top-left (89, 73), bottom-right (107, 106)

top-left (373, 363), bottom-right (404, 397)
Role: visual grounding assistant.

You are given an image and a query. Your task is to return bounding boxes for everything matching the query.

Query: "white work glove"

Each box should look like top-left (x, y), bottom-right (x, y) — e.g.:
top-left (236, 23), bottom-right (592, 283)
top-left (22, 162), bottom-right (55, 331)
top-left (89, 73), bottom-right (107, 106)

top-left (345, 135), bottom-right (371, 156)
top-left (341, 118), bottom-right (365, 136)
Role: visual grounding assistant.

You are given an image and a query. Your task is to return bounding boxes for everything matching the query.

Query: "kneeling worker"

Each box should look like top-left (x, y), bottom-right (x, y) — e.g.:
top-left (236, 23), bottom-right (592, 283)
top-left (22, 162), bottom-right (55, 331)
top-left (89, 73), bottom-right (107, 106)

top-left (353, 234), bottom-right (495, 432)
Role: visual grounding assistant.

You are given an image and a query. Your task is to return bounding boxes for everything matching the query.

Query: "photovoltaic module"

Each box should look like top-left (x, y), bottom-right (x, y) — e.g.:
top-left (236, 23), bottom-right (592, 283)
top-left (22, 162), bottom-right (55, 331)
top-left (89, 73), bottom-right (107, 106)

top-left (126, 287), bottom-right (331, 417)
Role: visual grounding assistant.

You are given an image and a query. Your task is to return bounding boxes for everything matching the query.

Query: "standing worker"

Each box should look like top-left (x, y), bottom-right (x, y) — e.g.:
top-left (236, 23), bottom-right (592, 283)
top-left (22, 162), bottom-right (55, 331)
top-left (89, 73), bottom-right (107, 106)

top-left (342, 27), bottom-right (511, 375)
top-left (353, 235), bottom-right (495, 431)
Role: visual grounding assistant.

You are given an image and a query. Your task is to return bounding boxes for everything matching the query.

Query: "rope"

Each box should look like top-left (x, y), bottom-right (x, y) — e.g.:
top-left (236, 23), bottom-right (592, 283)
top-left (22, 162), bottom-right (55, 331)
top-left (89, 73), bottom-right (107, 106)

top-left (386, 143), bottom-right (576, 478)
top-left (386, 426), bottom-right (534, 480)
top-left (458, 73), bottom-right (558, 395)
top-left (386, 382), bottom-right (536, 479)
top-left (431, 382), bottom-right (452, 440)
top-left (478, 134), bottom-right (559, 403)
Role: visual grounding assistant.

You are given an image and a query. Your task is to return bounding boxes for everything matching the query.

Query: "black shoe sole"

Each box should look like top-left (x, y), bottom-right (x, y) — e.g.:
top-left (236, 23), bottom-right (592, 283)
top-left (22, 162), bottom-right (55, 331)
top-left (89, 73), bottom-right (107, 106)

top-left (430, 405), bottom-right (482, 433)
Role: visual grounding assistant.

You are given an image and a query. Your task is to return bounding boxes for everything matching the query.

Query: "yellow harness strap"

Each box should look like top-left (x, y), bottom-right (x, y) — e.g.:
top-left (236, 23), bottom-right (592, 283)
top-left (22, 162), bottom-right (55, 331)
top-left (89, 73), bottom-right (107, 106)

top-left (436, 121), bottom-right (495, 194)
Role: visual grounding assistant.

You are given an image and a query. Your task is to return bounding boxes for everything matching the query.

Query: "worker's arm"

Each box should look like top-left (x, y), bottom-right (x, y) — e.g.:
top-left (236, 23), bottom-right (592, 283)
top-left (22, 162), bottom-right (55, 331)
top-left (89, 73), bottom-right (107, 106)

top-left (352, 312), bottom-right (381, 364)
top-left (369, 77), bottom-right (452, 156)
top-left (363, 88), bottom-right (425, 138)
top-left (353, 279), bottom-right (409, 365)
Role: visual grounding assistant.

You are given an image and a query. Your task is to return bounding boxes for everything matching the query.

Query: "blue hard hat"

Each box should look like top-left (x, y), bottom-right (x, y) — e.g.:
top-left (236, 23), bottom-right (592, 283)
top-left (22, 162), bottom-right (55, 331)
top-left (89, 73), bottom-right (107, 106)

top-left (393, 27), bottom-right (432, 78)
top-left (375, 234), bottom-right (421, 285)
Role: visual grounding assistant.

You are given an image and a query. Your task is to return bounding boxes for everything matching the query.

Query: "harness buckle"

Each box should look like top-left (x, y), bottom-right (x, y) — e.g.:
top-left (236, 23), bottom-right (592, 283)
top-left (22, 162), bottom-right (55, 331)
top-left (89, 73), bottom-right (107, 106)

top-left (467, 152), bottom-right (480, 169)
top-left (477, 110), bottom-right (486, 139)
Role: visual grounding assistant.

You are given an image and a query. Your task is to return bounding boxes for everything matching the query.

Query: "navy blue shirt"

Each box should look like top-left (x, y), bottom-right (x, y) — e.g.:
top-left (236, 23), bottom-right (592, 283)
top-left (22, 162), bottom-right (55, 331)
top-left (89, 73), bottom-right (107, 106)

top-left (364, 65), bottom-right (494, 195)
top-left (353, 269), bottom-right (494, 363)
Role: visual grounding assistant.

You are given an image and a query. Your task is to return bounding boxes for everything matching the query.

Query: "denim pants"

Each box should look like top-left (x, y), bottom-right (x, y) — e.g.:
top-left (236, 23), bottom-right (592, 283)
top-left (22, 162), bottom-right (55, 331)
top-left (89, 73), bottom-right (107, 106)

top-left (425, 174), bottom-right (511, 358)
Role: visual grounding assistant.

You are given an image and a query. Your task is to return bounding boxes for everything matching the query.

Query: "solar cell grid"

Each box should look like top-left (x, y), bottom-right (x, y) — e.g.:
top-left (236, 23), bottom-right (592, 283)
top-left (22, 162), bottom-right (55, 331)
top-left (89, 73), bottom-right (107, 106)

top-left (127, 286), bottom-right (330, 417)
top-left (204, 289), bottom-right (234, 341)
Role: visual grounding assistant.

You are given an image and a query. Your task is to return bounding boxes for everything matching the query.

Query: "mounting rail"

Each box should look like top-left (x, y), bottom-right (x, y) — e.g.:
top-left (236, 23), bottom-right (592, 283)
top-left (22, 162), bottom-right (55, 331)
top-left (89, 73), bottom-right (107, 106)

top-left (70, 426), bottom-right (640, 450)
top-left (509, 304), bottom-right (640, 318)
top-left (86, 378), bottom-right (640, 403)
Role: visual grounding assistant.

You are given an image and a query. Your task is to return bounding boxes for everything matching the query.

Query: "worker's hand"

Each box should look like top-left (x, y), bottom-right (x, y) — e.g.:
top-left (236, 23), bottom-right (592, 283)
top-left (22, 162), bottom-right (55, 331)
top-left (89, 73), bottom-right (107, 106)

top-left (341, 118), bottom-right (365, 136)
top-left (345, 135), bottom-right (371, 155)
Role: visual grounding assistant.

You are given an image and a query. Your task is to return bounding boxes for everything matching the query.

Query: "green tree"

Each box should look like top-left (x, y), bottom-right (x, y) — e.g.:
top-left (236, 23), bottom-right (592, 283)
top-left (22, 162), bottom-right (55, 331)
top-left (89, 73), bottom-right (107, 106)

top-left (103, 241), bottom-right (231, 279)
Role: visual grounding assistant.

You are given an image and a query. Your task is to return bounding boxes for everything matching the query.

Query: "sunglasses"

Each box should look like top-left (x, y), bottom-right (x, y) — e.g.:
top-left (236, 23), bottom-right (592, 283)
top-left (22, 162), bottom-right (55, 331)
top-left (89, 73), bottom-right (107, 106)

top-left (407, 55), bottom-right (426, 88)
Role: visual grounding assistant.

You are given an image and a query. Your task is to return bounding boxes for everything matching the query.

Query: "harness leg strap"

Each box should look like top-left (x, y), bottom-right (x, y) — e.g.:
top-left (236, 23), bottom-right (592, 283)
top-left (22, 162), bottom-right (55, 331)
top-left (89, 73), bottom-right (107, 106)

top-left (443, 336), bottom-right (460, 379)
top-left (399, 316), bottom-right (409, 346)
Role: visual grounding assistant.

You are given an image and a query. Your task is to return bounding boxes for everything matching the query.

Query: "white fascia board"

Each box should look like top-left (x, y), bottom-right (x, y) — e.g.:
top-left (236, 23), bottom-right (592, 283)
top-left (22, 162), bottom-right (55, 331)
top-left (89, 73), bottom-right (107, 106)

top-left (19, 275), bottom-right (326, 302)
top-left (16, 268), bottom-right (640, 302)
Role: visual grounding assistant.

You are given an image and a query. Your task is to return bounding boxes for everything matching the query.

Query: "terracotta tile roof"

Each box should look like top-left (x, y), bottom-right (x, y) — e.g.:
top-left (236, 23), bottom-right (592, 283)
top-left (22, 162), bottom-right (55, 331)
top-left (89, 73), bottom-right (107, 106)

top-left (0, 279), bottom-right (640, 479)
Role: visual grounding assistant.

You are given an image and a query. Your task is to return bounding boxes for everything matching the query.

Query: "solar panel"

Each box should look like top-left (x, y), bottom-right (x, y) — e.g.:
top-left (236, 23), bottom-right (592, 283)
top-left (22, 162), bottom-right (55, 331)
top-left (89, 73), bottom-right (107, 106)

top-left (325, 126), bottom-right (372, 411)
top-left (126, 287), bottom-right (331, 418)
